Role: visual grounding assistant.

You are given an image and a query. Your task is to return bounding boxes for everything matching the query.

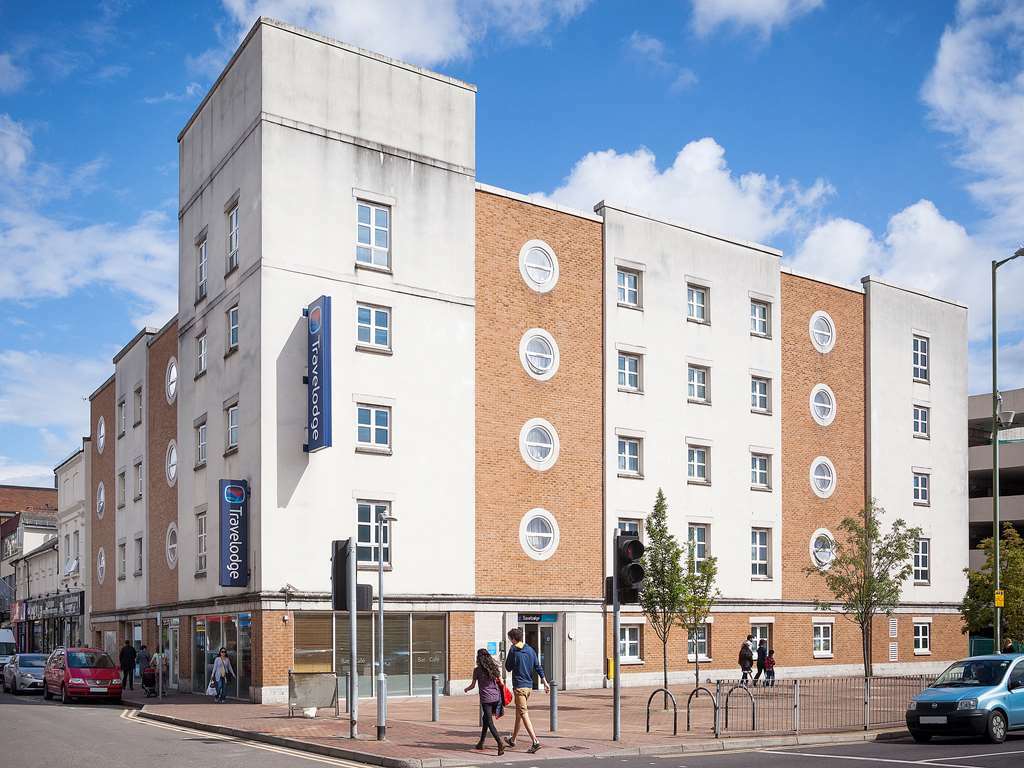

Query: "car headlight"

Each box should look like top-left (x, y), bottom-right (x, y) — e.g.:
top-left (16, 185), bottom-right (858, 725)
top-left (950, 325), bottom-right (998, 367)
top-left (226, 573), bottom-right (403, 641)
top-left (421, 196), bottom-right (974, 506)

top-left (69, 677), bottom-right (86, 684)
top-left (907, 701), bottom-right (917, 711)
top-left (957, 699), bottom-right (978, 710)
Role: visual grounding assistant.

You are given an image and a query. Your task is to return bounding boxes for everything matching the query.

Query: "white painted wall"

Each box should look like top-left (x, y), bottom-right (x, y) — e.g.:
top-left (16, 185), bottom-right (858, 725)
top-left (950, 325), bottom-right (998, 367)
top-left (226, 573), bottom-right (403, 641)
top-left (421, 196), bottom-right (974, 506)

top-left (864, 279), bottom-right (969, 604)
top-left (56, 449), bottom-right (89, 602)
top-left (600, 205), bottom-right (783, 601)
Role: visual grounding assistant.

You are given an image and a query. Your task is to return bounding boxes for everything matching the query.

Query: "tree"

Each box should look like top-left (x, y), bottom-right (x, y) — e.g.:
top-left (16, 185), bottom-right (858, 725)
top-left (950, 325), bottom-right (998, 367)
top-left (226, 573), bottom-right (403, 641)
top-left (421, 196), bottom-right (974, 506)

top-left (806, 500), bottom-right (922, 676)
top-left (679, 540), bottom-right (720, 687)
top-left (961, 523), bottom-right (1024, 648)
top-left (639, 489), bottom-right (686, 705)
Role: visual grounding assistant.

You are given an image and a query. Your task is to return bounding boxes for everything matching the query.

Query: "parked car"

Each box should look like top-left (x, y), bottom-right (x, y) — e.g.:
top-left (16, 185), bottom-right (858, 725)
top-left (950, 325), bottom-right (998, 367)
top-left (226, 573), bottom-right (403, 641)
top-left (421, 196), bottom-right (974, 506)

top-left (907, 654), bottom-right (1024, 743)
top-left (2, 653), bottom-right (47, 694)
top-left (0, 628), bottom-right (15, 670)
top-left (42, 647), bottom-right (122, 704)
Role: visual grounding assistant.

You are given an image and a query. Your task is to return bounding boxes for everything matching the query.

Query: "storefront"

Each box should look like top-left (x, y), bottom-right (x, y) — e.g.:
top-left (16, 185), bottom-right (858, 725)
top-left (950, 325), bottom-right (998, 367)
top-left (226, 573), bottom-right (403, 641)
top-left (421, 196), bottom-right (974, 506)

top-left (192, 613), bottom-right (253, 699)
top-left (22, 592), bottom-right (85, 653)
top-left (517, 613), bottom-right (560, 690)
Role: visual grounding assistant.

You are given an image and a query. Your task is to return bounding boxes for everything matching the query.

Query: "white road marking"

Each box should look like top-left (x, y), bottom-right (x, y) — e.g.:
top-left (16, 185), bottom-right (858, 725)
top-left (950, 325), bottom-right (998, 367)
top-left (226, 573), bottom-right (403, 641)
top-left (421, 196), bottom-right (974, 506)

top-left (920, 750), bottom-right (1024, 763)
top-left (758, 749), bottom-right (984, 768)
top-left (119, 709), bottom-right (366, 766)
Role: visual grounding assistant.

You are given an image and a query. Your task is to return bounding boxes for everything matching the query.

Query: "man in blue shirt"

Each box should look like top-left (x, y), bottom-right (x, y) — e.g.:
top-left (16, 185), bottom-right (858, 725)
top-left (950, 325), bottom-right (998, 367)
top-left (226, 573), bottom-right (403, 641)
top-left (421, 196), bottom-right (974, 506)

top-left (503, 627), bottom-right (548, 753)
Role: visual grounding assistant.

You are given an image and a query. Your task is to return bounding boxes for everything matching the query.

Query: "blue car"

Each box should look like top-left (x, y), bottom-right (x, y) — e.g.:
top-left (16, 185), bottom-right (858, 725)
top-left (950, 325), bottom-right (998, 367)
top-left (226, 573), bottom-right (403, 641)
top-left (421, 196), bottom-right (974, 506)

top-left (906, 654), bottom-right (1024, 743)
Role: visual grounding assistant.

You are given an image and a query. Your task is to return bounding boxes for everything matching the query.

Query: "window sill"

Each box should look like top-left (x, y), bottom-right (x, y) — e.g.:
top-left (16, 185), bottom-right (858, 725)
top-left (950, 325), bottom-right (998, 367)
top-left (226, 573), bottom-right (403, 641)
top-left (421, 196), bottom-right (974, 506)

top-left (617, 472), bottom-right (644, 480)
top-left (686, 318), bottom-right (710, 327)
top-left (687, 480), bottom-right (711, 487)
top-left (224, 261), bottom-right (238, 278)
top-left (357, 563), bottom-right (393, 572)
top-left (118, 431), bottom-right (126, 439)
top-left (194, 294), bottom-right (207, 307)
top-left (194, 462), bottom-right (207, 471)
top-left (750, 486), bottom-right (772, 493)
top-left (117, 575), bottom-right (126, 582)
top-left (913, 501), bottom-right (930, 507)
top-left (194, 370), bottom-right (207, 381)
top-left (914, 649), bottom-right (932, 656)
top-left (913, 580), bottom-right (930, 587)
top-left (617, 387), bottom-right (643, 395)
top-left (913, 433), bottom-right (930, 440)
top-left (194, 570), bottom-right (207, 579)
top-left (224, 346), bottom-right (238, 360)
top-left (133, 495), bottom-right (143, 502)
top-left (687, 656), bottom-right (712, 663)
top-left (751, 409), bottom-right (772, 416)
top-left (750, 332), bottom-right (772, 340)
top-left (913, 377), bottom-right (930, 385)
top-left (356, 262), bottom-right (393, 276)
top-left (133, 420), bottom-right (142, 428)
top-left (117, 503), bottom-right (126, 510)
top-left (813, 652), bottom-right (833, 659)
top-left (223, 446), bottom-right (238, 458)
top-left (356, 446), bottom-right (393, 456)
top-left (687, 398), bottom-right (711, 406)
top-left (751, 576), bottom-right (773, 582)
top-left (620, 659), bottom-right (644, 666)
top-left (133, 570), bottom-right (143, 578)
top-left (355, 344), bottom-right (393, 356)
top-left (617, 302), bottom-right (642, 312)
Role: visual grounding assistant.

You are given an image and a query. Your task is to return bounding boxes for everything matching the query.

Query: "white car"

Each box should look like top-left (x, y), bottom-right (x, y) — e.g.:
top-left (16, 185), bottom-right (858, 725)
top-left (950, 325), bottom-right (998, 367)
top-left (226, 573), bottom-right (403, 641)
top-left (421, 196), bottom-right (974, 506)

top-left (3, 653), bottom-right (47, 694)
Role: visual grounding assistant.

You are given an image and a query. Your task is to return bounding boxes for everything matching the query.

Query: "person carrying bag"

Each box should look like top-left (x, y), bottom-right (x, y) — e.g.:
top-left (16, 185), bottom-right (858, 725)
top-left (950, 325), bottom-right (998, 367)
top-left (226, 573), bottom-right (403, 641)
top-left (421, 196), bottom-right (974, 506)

top-left (210, 647), bottom-right (234, 703)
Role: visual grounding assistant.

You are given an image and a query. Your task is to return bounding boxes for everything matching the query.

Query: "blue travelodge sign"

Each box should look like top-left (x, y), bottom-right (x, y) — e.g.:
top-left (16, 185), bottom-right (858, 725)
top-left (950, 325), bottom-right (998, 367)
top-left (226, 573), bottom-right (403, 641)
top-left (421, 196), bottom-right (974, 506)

top-left (304, 295), bottom-right (333, 452)
top-left (219, 479), bottom-right (249, 587)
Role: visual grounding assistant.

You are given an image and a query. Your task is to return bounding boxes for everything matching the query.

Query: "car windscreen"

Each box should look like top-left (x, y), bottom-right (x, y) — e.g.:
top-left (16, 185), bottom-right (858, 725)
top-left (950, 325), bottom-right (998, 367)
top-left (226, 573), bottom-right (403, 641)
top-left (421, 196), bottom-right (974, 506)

top-left (932, 659), bottom-right (1011, 687)
top-left (18, 655), bottom-right (46, 667)
top-left (67, 651), bottom-right (115, 669)
top-left (0, 642), bottom-right (14, 656)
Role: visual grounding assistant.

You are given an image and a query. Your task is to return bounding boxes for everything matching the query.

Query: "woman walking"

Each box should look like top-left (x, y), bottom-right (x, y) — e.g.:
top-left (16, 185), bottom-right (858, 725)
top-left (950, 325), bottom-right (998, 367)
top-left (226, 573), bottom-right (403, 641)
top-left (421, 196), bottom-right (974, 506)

top-left (464, 648), bottom-right (506, 755)
top-left (210, 647), bottom-right (234, 703)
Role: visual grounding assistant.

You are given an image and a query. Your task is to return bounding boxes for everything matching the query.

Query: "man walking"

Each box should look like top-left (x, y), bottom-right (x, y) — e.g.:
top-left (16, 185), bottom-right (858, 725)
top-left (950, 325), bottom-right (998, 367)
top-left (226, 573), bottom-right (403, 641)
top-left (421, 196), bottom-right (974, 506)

top-left (136, 644), bottom-right (151, 677)
top-left (119, 639), bottom-right (137, 691)
top-left (503, 628), bottom-right (548, 754)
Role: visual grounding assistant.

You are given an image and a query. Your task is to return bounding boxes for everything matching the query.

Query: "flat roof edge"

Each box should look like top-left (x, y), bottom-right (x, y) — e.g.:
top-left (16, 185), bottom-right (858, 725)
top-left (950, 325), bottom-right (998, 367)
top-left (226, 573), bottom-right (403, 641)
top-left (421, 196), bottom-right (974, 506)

top-left (781, 265), bottom-right (864, 294)
top-left (112, 327), bottom-right (159, 364)
top-left (475, 183), bottom-right (603, 223)
top-left (861, 275), bottom-right (968, 310)
top-left (88, 374), bottom-right (116, 402)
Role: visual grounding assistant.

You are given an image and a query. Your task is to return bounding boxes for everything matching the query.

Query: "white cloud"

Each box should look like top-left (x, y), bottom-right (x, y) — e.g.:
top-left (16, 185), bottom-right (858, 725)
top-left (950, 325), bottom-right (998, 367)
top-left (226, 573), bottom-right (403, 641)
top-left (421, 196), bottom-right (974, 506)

top-left (626, 31), bottom-right (699, 92)
top-left (0, 456), bottom-right (55, 487)
top-left (0, 53), bottom-right (27, 93)
top-left (95, 63), bottom-right (130, 80)
top-left (144, 82), bottom-right (203, 105)
top-left (691, 0), bottom-right (824, 38)
top-left (538, 137), bottom-right (832, 245)
top-left (0, 115), bottom-right (32, 176)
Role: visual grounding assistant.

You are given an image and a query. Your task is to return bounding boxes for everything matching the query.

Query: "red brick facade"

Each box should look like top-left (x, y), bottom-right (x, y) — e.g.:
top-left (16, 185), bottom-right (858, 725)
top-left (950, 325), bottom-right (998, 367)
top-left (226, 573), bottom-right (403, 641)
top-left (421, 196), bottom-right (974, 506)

top-left (89, 378), bottom-right (116, 615)
top-left (146, 321), bottom-right (179, 607)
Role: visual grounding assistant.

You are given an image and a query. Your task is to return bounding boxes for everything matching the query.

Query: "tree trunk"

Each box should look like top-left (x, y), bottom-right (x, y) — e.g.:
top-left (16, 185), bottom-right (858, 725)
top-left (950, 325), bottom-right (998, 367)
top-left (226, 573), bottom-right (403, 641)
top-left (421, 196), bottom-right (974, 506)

top-left (862, 620), bottom-right (873, 678)
top-left (663, 639), bottom-right (669, 709)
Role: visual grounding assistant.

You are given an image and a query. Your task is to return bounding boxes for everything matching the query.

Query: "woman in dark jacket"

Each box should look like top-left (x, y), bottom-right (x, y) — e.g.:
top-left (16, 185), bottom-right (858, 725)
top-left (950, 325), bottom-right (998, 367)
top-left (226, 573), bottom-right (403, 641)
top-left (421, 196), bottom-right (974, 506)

top-left (738, 641), bottom-right (754, 685)
top-left (464, 648), bottom-right (506, 755)
top-left (753, 639), bottom-right (768, 686)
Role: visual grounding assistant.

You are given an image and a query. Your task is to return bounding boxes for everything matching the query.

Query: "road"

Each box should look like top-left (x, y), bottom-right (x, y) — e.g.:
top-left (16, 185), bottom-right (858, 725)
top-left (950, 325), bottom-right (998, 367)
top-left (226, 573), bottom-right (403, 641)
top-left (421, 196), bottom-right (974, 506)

top-left (3, 687), bottom-right (1023, 768)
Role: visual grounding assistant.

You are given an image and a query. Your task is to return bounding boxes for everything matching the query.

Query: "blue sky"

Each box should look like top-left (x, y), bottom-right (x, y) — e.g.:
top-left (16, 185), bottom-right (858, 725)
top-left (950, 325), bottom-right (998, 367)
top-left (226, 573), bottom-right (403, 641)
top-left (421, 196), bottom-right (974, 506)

top-left (1, 0), bottom-right (1022, 486)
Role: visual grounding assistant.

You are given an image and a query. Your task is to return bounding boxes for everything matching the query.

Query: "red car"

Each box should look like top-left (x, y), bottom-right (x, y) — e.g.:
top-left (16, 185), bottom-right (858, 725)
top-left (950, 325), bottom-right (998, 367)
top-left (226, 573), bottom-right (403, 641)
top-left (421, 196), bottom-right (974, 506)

top-left (43, 647), bottom-right (122, 704)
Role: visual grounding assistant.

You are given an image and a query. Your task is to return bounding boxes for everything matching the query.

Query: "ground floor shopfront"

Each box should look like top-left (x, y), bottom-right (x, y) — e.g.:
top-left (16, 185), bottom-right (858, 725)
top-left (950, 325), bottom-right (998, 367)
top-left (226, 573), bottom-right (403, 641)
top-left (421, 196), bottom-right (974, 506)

top-left (12, 592), bottom-right (85, 653)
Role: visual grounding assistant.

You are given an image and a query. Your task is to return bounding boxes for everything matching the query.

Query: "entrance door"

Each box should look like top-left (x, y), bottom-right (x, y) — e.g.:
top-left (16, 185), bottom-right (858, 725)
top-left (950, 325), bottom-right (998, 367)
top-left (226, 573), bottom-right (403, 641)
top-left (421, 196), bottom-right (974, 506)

top-left (165, 624), bottom-right (179, 690)
top-left (521, 623), bottom-right (559, 690)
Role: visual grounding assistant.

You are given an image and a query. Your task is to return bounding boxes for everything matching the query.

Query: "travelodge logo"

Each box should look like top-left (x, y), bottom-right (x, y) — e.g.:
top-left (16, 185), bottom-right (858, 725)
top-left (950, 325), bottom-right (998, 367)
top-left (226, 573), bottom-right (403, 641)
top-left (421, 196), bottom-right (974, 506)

top-left (308, 305), bottom-right (322, 335)
top-left (304, 296), bottom-right (332, 452)
top-left (218, 479), bottom-right (249, 588)
top-left (223, 484), bottom-right (246, 505)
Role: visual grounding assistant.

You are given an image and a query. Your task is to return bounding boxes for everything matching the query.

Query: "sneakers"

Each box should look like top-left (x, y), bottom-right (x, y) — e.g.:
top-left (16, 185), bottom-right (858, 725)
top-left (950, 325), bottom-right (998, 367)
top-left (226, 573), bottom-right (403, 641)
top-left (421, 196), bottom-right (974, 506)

top-left (503, 736), bottom-right (515, 747)
top-left (497, 743), bottom-right (505, 756)
top-left (527, 742), bottom-right (542, 754)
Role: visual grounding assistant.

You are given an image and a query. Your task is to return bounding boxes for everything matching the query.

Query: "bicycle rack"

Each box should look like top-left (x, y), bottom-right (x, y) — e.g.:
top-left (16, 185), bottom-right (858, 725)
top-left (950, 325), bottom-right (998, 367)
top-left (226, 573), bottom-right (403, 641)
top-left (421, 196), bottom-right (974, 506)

top-left (723, 684), bottom-right (757, 731)
top-left (645, 688), bottom-right (678, 736)
top-left (685, 685), bottom-right (718, 732)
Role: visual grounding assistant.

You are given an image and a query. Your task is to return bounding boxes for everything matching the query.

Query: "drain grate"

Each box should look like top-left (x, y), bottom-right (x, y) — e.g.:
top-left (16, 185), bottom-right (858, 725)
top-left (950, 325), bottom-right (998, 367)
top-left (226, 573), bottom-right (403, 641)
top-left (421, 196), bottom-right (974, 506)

top-left (559, 745), bottom-right (589, 751)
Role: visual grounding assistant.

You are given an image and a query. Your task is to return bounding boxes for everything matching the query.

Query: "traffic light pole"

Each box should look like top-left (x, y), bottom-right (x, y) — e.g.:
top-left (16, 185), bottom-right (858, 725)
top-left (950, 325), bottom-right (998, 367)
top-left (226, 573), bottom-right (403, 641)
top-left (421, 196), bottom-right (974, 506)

top-left (349, 540), bottom-right (358, 739)
top-left (612, 528), bottom-right (621, 742)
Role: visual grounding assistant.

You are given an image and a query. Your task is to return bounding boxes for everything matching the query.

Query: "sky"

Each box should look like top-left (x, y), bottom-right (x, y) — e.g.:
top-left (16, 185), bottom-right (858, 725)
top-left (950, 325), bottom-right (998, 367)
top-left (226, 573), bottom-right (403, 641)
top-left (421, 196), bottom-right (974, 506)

top-left (0, 0), bottom-right (1022, 487)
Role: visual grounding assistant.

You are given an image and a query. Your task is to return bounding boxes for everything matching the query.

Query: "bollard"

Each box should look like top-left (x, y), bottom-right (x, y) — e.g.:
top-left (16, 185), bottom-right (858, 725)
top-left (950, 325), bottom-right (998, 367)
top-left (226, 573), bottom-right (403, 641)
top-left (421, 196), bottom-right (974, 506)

top-left (549, 682), bottom-right (558, 733)
top-left (793, 679), bottom-right (801, 733)
top-left (431, 675), bottom-right (440, 722)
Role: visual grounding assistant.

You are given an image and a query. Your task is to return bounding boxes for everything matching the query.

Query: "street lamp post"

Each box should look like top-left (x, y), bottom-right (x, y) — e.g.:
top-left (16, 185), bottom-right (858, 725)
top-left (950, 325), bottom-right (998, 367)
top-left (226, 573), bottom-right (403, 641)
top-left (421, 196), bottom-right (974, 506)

top-left (376, 509), bottom-right (397, 741)
top-left (992, 247), bottom-right (1024, 652)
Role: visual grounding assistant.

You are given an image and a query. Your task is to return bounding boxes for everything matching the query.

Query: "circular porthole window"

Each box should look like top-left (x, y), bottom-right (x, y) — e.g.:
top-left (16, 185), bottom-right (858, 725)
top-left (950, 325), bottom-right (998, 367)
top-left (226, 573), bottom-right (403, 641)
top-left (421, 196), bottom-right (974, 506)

top-left (810, 384), bottom-right (837, 426)
top-left (519, 328), bottom-right (560, 381)
top-left (96, 416), bottom-right (106, 454)
top-left (809, 311), bottom-right (836, 353)
top-left (165, 441), bottom-right (178, 486)
top-left (518, 240), bottom-right (559, 293)
top-left (519, 418), bottom-right (560, 471)
top-left (519, 508), bottom-right (560, 560)
top-left (810, 456), bottom-right (837, 498)
top-left (810, 528), bottom-right (836, 570)
top-left (96, 481), bottom-right (105, 519)
top-left (165, 523), bottom-right (178, 569)
top-left (165, 357), bottom-right (178, 404)
top-left (96, 547), bottom-right (106, 584)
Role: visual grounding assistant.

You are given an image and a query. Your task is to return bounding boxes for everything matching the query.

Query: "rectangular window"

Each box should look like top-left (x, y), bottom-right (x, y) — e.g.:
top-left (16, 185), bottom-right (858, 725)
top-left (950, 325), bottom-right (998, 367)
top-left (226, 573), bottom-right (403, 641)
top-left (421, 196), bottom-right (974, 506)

top-left (133, 536), bottom-right (143, 576)
top-left (117, 543), bottom-right (126, 580)
top-left (750, 623), bottom-right (771, 649)
top-left (617, 268), bottom-right (641, 307)
top-left (196, 239), bottom-right (208, 300)
top-left (751, 376), bottom-right (770, 413)
top-left (617, 353), bottom-right (641, 392)
top-left (357, 500), bottom-right (391, 565)
top-left (913, 335), bottom-right (929, 381)
top-left (63, 534), bottom-right (69, 571)
top-left (751, 528), bottom-right (770, 577)
top-left (226, 205), bottom-right (239, 271)
top-left (913, 538), bottom-right (930, 583)
top-left (913, 405), bottom-right (930, 438)
top-left (196, 512), bottom-right (207, 574)
top-left (196, 423), bottom-right (207, 466)
top-left (196, 333), bottom-right (207, 375)
top-left (687, 625), bottom-right (709, 659)
top-left (617, 437), bottom-right (641, 476)
top-left (751, 453), bottom-right (770, 489)
top-left (357, 303), bottom-right (391, 350)
top-left (913, 472), bottom-right (930, 505)
top-left (688, 524), bottom-right (708, 570)
top-left (687, 445), bottom-right (708, 483)
top-left (356, 201), bottom-right (391, 268)
top-left (813, 623), bottom-right (833, 657)
top-left (72, 530), bottom-right (79, 558)
top-left (117, 471), bottom-right (126, 508)
top-left (133, 386), bottom-right (143, 426)
top-left (134, 461), bottom-right (143, 500)
top-left (619, 625), bottom-right (641, 662)
top-left (356, 404), bottom-right (391, 450)
top-left (687, 365), bottom-right (709, 402)
top-left (227, 305), bottom-right (239, 351)
top-left (750, 300), bottom-right (770, 337)
top-left (686, 284), bottom-right (708, 323)
top-left (913, 622), bottom-right (931, 654)
top-left (117, 399), bottom-right (126, 436)
top-left (617, 518), bottom-right (641, 537)
top-left (226, 405), bottom-right (239, 450)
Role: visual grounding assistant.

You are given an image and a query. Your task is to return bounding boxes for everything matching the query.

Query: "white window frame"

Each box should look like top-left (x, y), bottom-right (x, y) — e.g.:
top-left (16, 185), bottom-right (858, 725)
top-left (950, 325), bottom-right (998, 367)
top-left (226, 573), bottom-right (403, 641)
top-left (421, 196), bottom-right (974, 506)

top-left (356, 200), bottom-right (391, 269)
top-left (196, 333), bottom-right (207, 376)
top-left (751, 376), bottom-right (770, 414)
top-left (617, 518), bottom-right (642, 538)
top-left (196, 239), bottom-right (208, 301)
top-left (617, 352), bottom-right (642, 392)
top-left (519, 328), bottom-right (559, 381)
top-left (913, 334), bottom-right (930, 382)
top-left (619, 625), bottom-right (641, 662)
top-left (686, 284), bottom-right (708, 323)
top-left (133, 535), bottom-right (143, 576)
top-left (195, 423), bottom-right (207, 467)
top-left (357, 500), bottom-right (393, 566)
top-left (226, 404), bottom-right (239, 450)
top-left (751, 527), bottom-right (770, 578)
top-left (195, 511), bottom-right (207, 574)
top-left (688, 524), bottom-right (708, 571)
top-left (687, 365), bottom-right (709, 403)
top-left (687, 445), bottom-right (709, 484)
top-left (751, 453), bottom-right (770, 490)
top-left (96, 481), bottom-right (105, 519)
top-left (117, 399), bottom-right (126, 436)
top-left (165, 523), bottom-right (178, 569)
top-left (117, 471), bottom-right (126, 508)
top-left (134, 461), bottom-right (143, 501)
top-left (813, 622), bottom-right (833, 658)
top-left (165, 358), bottom-right (178, 404)
top-left (226, 204), bottom-right (239, 271)
top-left (810, 456), bottom-right (837, 499)
top-left (810, 384), bottom-right (837, 426)
top-left (913, 538), bottom-right (930, 584)
top-left (617, 268), bottom-right (641, 308)
top-left (617, 437), bottom-right (642, 477)
top-left (750, 300), bottom-right (771, 337)
top-left (750, 623), bottom-right (772, 649)
top-left (165, 440), bottom-right (178, 486)
top-left (913, 472), bottom-right (930, 506)
top-left (913, 621), bottom-right (931, 655)
top-left (133, 386), bottom-right (143, 426)
top-left (117, 541), bottom-right (126, 580)
top-left (96, 416), bottom-right (106, 454)
top-left (356, 403), bottom-right (392, 451)
top-left (519, 418), bottom-right (560, 471)
top-left (227, 304), bottom-right (239, 352)
top-left (687, 624), bottom-right (710, 661)
top-left (96, 548), bottom-right (106, 584)
top-left (356, 303), bottom-right (391, 351)
top-left (810, 310), bottom-right (836, 353)
top-left (810, 528), bottom-right (836, 571)
top-left (913, 405), bottom-right (930, 439)
top-left (518, 239), bottom-right (559, 293)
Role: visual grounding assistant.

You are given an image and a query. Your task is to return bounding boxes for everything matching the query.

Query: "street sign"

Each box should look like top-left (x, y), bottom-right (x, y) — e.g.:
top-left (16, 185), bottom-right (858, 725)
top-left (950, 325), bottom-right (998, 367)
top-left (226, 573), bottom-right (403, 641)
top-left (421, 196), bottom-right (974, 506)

top-left (995, 589), bottom-right (1005, 607)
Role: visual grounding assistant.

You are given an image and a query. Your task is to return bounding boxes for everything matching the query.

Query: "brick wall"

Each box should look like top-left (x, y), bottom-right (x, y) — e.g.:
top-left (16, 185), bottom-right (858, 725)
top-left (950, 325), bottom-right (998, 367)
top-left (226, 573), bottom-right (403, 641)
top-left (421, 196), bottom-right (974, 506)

top-left (146, 321), bottom-right (179, 607)
top-left (780, 273), bottom-right (866, 600)
top-left (448, 611), bottom-right (476, 681)
top-left (475, 190), bottom-right (604, 598)
top-left (253, 610), bottom-right (293, 688)
top-left (90, 379), bottom-right (116, 613)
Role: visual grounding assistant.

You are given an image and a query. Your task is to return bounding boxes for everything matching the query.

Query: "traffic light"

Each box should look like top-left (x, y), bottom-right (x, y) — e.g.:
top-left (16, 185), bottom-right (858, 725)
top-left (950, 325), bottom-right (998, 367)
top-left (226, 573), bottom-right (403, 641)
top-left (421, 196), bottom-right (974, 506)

top-left (615, 534), bottom-right (646, 604)
top-left (331, 539), bottom-right (371, 611)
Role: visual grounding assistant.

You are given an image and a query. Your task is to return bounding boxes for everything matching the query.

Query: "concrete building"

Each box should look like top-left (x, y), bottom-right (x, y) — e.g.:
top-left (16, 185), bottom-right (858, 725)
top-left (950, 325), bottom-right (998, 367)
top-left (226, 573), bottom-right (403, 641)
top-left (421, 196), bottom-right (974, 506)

top-left (82, 17), bottom-right (969, 702)
top-left (53, 444), bottom-right (90, 648)
top-left (5, 508), bottom-right (58, 651)
top-left (0, 485), bottom-right (58, 623)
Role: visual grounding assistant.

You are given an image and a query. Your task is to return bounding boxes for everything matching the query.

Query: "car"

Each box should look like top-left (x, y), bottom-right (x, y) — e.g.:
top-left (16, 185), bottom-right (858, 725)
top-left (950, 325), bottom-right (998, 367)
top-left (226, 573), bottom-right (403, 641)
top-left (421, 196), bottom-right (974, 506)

top-left (42, 647), bottom-right (122, 704)
top-left (0, 628), bottom-right (15, 670)
top-left (907, 654), bottom-right (1024, 744)
top-left (2, 653), bottom-right (47, 694)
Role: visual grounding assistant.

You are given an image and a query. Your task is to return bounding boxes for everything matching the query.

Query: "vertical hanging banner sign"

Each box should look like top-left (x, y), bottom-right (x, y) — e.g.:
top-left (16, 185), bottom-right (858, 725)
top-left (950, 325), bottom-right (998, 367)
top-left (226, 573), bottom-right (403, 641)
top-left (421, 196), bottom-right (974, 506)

top-left (219, 479), bottom-right (250, 587)
top-left (304, 295), bottom-right (333, 452)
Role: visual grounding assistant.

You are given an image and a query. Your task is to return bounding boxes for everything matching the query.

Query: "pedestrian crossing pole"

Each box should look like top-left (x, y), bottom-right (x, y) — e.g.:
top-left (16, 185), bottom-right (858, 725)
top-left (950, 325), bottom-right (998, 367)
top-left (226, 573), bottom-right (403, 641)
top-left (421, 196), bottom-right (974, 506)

top-left (612, 528), bottom-right (621, 742)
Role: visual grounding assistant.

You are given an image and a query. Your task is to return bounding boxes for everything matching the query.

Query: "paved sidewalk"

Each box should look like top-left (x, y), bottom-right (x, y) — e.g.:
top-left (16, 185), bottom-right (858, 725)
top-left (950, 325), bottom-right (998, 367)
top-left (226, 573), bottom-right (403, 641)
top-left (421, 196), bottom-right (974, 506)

top-left (136, 683), bottom-right (907, 768)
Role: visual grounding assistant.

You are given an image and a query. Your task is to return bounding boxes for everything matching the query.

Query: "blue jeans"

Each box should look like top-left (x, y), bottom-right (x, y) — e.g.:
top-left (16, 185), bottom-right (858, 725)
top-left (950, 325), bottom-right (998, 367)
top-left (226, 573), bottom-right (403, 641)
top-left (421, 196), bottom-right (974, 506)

top-left (215, 677), bottom-right (227, 701)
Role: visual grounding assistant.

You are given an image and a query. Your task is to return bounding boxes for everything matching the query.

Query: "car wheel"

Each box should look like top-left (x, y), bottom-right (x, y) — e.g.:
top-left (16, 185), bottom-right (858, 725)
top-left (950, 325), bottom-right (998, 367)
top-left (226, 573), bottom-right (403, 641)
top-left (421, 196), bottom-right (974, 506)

top-left (11, 678), bottom-right (18, 695)
top-left (910, 730), bottom-right (932, 743)
top-left (43, 683), bottom-right (52, 700)
top-left (60, 684), bottom-right (70, 705)
top-left (987, 710), bottom-right (1007, 744)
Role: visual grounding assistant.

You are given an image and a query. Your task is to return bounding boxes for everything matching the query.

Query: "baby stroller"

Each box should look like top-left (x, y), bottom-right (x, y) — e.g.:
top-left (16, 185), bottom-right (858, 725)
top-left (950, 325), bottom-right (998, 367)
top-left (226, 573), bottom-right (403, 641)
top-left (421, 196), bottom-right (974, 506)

top-left (141, 663), bottom-right (158, 697)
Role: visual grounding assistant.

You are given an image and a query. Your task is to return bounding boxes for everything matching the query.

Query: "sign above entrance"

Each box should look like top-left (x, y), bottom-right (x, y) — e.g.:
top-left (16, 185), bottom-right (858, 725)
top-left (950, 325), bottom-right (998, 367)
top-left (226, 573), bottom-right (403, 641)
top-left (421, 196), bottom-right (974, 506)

top-left (518, 613), bottom-right (558, 623)
top-left (303, 295), bottom-right (332, 453)
top-left (219, 479), bottom-right (250, 587)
